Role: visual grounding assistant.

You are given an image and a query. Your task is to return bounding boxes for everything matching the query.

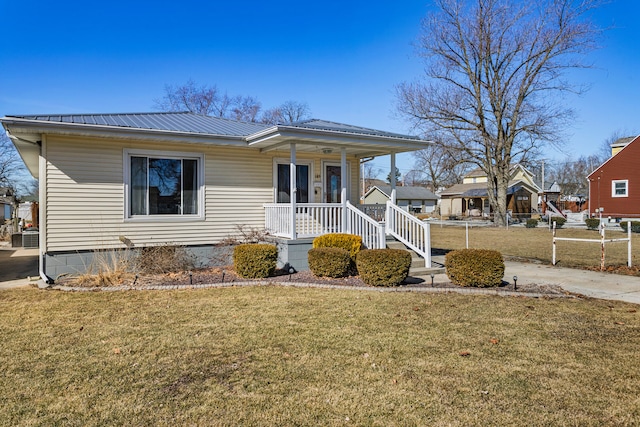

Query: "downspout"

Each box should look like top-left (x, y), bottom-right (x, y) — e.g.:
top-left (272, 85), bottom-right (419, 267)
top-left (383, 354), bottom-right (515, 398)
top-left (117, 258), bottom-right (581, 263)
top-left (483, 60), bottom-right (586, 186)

top-left (5, 130), bottom-right (53, 285)
top-left (38, 134), bottom-right (53, 285)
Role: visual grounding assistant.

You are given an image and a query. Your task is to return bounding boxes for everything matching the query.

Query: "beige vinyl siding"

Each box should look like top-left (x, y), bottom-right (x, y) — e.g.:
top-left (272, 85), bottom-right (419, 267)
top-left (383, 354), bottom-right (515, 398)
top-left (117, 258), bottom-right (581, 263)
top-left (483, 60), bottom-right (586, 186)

top-left (44, 136), bottom-right (362, 252)
top-left (363, 188), bottom-right (390, 204)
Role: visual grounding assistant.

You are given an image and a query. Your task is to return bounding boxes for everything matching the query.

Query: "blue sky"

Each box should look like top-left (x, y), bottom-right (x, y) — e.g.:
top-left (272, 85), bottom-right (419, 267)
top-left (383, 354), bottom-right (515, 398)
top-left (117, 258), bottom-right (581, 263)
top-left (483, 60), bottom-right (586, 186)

top-left (1, 0), bottom-right (638, 179)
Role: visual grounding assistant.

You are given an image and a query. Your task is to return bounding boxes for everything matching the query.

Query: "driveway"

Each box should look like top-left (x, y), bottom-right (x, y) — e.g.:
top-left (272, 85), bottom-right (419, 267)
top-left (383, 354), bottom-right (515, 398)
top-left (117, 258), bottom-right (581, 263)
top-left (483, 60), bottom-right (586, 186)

top-left (0, 243), bottom-right (39, 283)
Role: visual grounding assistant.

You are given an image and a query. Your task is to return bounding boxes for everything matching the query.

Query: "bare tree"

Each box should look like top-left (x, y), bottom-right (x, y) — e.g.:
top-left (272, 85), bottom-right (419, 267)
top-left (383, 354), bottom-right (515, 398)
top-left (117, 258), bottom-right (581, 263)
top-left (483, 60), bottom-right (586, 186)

top-left (396, 0), bottom-right (602, 226)
top-left (154, 80), bottom-right (234, 117)
top-left (547, 156), bottom-right (599, 196)
top-left (362, 162), bottom-right (381, 192)
top-left (230, 96), bottom-right (262, 122)
top-left (261, 100), bottom-right (311, 125)
top-left (411, 142), bottom-right (469, 192)
top-left (0, 134), bottom-right (21, 189)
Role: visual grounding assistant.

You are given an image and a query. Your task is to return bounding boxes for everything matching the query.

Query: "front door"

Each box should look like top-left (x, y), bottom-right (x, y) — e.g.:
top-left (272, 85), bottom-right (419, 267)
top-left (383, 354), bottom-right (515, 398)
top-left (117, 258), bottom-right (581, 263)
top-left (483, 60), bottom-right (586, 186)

top-left (325, 165), bottom-right (342, 203)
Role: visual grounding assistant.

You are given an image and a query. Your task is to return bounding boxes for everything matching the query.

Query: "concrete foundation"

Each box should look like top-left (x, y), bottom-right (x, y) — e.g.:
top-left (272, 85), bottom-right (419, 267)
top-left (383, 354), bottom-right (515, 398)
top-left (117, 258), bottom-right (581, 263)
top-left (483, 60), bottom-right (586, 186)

top-left (43, 239), bottom-right (313, 281)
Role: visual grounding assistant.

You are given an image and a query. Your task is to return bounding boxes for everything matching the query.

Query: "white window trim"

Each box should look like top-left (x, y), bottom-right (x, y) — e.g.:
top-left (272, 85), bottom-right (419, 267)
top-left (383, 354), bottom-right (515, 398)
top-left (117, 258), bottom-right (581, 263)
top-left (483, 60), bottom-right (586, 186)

top-left (611, 179), bottom-right (629, 198)
top-left (123, 148), bottom-right (205, 222)
top-left (272, 158), bottom-right (314, 203)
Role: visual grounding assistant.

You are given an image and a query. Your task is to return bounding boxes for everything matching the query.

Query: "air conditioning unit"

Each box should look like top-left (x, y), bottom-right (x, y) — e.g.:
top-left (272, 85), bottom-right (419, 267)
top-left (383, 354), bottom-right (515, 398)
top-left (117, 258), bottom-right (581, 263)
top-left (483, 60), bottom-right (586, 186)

top-left (22, 231), bottom-right (39, 249)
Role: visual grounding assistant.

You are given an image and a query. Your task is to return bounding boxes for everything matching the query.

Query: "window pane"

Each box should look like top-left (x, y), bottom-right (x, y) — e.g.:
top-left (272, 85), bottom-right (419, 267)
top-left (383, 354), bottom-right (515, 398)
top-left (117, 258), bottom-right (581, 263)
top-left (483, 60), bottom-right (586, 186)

top-left (277, 164), bottom-right (291, 203)
top-left (130, 157), bottom-right (147, 215)
top-left (615, 182), bottom-right (627, 195)
top-left (149, 158), bottom-right (181, 214)
top-left (297, 165), bottom-right (309, 203)
top-left (183, 159), bottom-right (198, 214)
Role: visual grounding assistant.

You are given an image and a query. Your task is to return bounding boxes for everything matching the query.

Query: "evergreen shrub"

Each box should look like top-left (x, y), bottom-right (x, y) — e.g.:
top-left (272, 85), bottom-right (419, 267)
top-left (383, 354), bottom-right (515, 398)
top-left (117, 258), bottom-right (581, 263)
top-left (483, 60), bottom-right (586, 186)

top-left (525, 219), bottom-right (538, 228)
top-left (308, 247), bottom-right (351, 278)
top-left (445, 249), bottom-right (504, 288)
top-left (312, 233), bottom-right (363, 259)
top-left (233, 244), bottom-right (277, 278)
top-left (584, 218), bottom-right (601, 230)
top-left (620, 221), bottom-right (640, 233)
top-left (356, 249), bottom-right (411, 287)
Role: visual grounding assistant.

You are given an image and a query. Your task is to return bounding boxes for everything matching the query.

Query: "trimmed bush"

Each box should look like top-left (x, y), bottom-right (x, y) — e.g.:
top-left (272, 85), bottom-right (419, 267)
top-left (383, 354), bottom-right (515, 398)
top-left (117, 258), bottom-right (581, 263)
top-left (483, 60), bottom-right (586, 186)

top-left (308, 247), bottom-right (351, 278)
top-left (550, 217), bottom-right (566, 228)
top-left (233, 244), bottom-right (277, 279)
top-left (620, 221), bottom-right (640, 233)
top-left (356, 249), bottom-right (411, 287)
top-left (585, 218), bottom-right (601, 230)
top-left (445, 249), bottom-right (504, 288)
top-left (525, 218), bottom-right (538, 228)
top-left (313, 233), bottom-right (363, 259)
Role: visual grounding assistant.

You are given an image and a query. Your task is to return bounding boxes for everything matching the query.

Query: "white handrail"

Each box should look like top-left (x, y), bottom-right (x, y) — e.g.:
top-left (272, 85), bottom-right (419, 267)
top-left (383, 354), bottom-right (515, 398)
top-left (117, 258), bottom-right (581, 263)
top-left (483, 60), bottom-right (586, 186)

top-left (386, 202), bottom-right (431, 267)
top-left (346, 201), bottom-right (385, 249)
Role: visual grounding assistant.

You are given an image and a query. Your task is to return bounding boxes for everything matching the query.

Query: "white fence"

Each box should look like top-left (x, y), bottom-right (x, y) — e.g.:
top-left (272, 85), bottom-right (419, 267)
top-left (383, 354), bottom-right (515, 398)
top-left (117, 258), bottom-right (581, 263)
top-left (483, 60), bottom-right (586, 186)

top-left (552, 221), bottom-right (632, 270)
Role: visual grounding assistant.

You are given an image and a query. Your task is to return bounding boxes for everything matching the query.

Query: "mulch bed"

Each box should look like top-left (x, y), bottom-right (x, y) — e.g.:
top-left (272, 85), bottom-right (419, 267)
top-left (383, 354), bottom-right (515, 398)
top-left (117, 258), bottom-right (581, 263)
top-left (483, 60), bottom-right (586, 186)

top-left (57, 266), bottom-right (568, 295)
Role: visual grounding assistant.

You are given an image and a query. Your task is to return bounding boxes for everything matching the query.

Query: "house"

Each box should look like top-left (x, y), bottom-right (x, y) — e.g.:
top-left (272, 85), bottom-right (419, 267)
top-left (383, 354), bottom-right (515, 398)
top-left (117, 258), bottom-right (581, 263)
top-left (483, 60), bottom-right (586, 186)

top-left (0, 187), bottom-right (15, 223)
top-left (439, 164), bottom-right (541, 219)
top-left (363, 185), bottom-right (438, 214)
top-left (588, 135), bottom-right (640, 219)
top-left (1, 112), bottom-right (432, 282)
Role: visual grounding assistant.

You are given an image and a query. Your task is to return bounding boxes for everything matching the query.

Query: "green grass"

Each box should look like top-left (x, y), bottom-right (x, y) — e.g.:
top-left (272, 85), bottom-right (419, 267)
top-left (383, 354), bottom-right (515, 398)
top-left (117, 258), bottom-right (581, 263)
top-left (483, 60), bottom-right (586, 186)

top-left (431, 225), bottom-right (640, 272)
top-left (1, 286), bottom-right (639, 425)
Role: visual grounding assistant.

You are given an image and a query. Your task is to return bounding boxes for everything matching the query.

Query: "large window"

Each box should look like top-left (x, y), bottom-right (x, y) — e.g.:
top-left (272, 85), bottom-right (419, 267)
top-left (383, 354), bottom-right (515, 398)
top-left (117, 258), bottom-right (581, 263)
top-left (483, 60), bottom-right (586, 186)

top-left (612, 180), bottom-right (628, 198)
top-left (126, 150), bottom-right (203, 218)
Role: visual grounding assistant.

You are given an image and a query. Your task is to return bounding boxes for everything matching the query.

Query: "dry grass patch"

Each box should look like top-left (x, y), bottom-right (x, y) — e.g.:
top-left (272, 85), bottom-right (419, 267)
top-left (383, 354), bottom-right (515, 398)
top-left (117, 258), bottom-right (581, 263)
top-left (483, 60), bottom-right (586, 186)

top-left (1, 286), bottom-right (639, 425)
top-left (431, 225), bottom-right (640, 273)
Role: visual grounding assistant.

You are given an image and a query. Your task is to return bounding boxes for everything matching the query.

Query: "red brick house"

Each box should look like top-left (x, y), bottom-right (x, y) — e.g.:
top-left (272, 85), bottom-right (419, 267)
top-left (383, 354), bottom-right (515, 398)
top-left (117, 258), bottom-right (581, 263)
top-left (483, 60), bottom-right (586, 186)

top-left (588, 135), bottom-right (640, 219)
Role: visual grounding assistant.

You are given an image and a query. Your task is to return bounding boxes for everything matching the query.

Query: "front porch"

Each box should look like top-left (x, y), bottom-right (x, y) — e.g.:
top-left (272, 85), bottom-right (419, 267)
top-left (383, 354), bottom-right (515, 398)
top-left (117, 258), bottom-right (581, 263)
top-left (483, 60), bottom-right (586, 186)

top-left (264, 201), bottom-right (432, 272)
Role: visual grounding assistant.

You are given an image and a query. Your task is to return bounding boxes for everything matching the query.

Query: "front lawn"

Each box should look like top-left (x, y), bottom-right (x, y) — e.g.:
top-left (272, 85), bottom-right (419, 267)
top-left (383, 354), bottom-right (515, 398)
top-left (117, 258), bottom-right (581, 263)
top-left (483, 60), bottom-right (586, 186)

top-left (1, 286), bottom-right (638, 425)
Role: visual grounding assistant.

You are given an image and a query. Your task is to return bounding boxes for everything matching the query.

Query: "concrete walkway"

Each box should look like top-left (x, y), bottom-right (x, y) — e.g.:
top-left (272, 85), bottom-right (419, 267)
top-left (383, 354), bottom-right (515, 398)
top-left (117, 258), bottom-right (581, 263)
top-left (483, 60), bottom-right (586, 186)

top-left (425, 255), bottom-right (640, 305)
top-left (0, 245), bottom-right (638, 304)
top-left (0, 243), bottom-right (39, 288)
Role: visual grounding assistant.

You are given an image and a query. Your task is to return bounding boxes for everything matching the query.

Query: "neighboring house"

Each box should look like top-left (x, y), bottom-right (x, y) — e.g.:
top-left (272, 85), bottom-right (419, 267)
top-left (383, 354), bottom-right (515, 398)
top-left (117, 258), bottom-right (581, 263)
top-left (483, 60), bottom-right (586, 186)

top-left (1, 112), bottom-right (430, 280)
top-left (588, 135), bottom-right (640, 219)
top-left (439, 164), bottom-right (541, 219)
top-left (0, 187), bottom-right (15, 223)
top-left (363, 185), bottom-right (439, 214)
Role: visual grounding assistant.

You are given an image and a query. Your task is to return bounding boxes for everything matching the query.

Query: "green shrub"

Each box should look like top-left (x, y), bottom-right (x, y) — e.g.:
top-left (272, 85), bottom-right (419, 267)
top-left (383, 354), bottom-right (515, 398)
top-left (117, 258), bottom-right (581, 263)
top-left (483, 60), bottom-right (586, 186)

top-left (233, 244), bottom-right (277, 279)
top-left (356, 249), bottom-right (411, 287)
top-left (620, 221), bottom-right (640, 233)
top-left (313, 233), bottom-right (362, 258)
top-left (308, 247), bottom-right (351, 278)
top-left (525, 218), bottom-right (538, 228)
top-left (585, 218), bottom-right (601, 230)
top-left (550, 217), bottom-right (566, 228)
top-left (445, 249), bottom-right (504, 288)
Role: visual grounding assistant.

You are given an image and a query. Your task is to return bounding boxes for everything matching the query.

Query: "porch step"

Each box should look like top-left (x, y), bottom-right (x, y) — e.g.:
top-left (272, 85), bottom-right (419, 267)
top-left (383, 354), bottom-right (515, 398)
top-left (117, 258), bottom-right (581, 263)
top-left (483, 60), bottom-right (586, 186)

top-left (385, 240), bottom-right (445, 276)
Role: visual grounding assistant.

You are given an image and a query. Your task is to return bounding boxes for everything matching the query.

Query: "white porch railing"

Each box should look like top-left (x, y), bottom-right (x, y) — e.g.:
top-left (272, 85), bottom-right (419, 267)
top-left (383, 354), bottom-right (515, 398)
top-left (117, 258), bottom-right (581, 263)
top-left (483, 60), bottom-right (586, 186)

top-left (345, 201), bottom-right (386, 249)
top-left (386, 201), bottom-right (431, 267)
top-left (264, 202), bottom-right (432, 264)
top-left (264, 203), bottom-right (343, 239)
top-left (264, 203), bottom-right (386, 248)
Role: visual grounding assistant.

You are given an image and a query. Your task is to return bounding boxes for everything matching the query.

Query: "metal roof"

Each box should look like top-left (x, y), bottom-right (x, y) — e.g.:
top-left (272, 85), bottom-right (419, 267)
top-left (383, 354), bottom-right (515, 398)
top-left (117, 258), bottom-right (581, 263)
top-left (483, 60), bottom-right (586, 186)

top-left (286, 119), bottom-right (420, 141)
top-left (5, 112), bottom-right (271, 137)
top-left (373, 185), bottom-right (438, 200)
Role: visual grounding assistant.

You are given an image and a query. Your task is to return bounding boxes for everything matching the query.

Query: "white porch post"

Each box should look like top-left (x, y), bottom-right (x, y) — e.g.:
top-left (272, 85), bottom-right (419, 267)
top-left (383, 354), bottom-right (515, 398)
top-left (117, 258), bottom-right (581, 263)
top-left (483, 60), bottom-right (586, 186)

top-left (290, 143), bottom-right (297, 240)
top-left (341, 147), bottom-right (348, 233)
top-left (390, 152), bottom-right (397, 204)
